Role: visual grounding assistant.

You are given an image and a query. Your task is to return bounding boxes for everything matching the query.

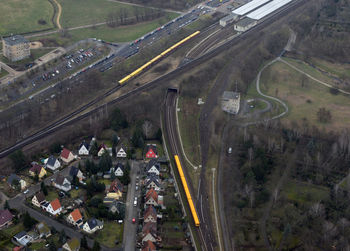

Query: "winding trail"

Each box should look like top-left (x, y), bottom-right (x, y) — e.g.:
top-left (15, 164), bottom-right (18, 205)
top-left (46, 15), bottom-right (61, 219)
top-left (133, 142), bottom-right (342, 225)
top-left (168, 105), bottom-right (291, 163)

top-left (52, 0), bottom-right (62, 29)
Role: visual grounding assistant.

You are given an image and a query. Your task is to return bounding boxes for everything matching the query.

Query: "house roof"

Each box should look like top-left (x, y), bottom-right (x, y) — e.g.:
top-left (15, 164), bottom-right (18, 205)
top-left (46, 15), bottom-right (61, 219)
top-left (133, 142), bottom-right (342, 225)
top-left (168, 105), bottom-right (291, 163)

top-left (50, 198), bottom-right (61, 211)
top-left (66, 238), bottom-right (80, 250)
top-left (14, 231), bottom-right (27, 239)
top-left (7, 174), bottom-right (20, 185)
top-left (142, 222), bottom-right (157, 235)
top-left (55, 174), bottom-right (68, 186)
top-left (146, 159), bottom-right (160, 172)
top-left (146, 174), bottom-right (160, 188)
top-left (79, 142), bottom-right (89, 150)
top-left (47, 155), bottom-right (58, 167)
top-left (146, 188), bottom-right (158, 202)
top-left (0, 209), bottom-right (13, 226)
top-left (115, 163), bottom-right (124, 172)
top-left (29, 164), bottom-right (43, 174)
top-left (117, 147), bottom-right (126, 153)
top-left (98, 144), bottom-right (107, 151)
top-left (70, 209), bottom-right (83, 222)
top-left (144, 206), bottom-right (157, 220)
top-left (109, 178), bottom-right (124, 193)
top-left (61, 148), bottom-right (72, 159)
top-left (34, 192), bottom-right (46, 203)
top-left (142, 240), bottom-right (156, 251)
top-left (87, 218), bottom-right (98, 229)
top-left (3, 35), bottom-right (28, 46)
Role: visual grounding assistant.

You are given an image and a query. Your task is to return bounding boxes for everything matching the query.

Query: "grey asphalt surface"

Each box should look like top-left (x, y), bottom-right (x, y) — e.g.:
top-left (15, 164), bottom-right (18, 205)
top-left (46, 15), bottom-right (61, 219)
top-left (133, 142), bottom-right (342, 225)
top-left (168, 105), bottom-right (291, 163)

top-left (122, 160), bottom-right (141, 251)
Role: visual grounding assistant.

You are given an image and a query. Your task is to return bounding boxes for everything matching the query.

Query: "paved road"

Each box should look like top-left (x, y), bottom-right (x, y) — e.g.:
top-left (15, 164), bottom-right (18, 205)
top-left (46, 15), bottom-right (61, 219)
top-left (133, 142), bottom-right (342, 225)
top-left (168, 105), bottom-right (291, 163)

top-left (122, 160), bottom-right (141, 251)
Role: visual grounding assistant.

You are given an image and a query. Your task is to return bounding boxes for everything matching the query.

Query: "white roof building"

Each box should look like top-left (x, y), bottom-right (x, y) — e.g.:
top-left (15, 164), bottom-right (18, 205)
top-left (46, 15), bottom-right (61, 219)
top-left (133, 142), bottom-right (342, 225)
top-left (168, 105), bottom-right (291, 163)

top-left (247, 0), bottom-right (293, 20)
top-left (232, 0), bottom-right (271, 16)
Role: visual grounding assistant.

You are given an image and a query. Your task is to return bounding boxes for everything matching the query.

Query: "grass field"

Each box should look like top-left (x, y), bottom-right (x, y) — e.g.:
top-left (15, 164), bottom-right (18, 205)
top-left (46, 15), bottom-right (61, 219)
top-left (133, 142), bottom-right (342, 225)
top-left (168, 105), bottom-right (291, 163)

top-left (309, 57), bottom-right (350, 80)
top-left (95, 222), bottom-right (123, 248)
top-left (260, 60), bottom-right (350, 131)
top-left (0, 0), bottom-right (54, 36)
top-left (58, 0), bottom-right (175, 28)
top-left (34, 15), bottom-right (178, 47)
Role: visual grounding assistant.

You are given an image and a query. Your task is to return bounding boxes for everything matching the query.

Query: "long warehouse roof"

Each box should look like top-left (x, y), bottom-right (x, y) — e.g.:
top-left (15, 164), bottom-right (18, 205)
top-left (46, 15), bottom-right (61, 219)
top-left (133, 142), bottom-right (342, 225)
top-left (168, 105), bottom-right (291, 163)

top-left (247, 0), bottom-right (293, 20)
top-left (232, 0), bottom-right (271, 16)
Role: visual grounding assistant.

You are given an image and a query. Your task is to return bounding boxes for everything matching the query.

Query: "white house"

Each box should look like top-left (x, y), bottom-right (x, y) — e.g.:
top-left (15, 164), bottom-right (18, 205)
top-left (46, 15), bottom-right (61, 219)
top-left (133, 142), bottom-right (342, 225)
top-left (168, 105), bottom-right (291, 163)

top-left (144, 206), bottom-right (157, 223)
top-left (46, 198), bottom-right (62, 216)
top-left (7, 174), bottom-right (26, 190)
top-left (146, 159), bottom-right (160, 176)
top-left (62, 238), bottom-right (80, 251)
top-left (145, 188), bottom-right (158, 207)
top-left (145, 174), bottom-right (161, 192)
top-left (78, 142), bottom-right (89, 156)
top-left (53, 175), bottom-right (71, 192)
top-left (97, 144), bottom-right (107, 157)
top-left (46, 155), bottom-right (61, 171)
top-left (82, 218), bottom-right (103, 234)
top-left (117, 147), bottom-right (127, 158)
top-left (66, 208), bottom-right (83, 227)
top-left (113, 163), bottom-right (124, 177)
top-left (69, 166), bottom-right (85, 182)
top-left (14, 231), bottom-right (33, 246)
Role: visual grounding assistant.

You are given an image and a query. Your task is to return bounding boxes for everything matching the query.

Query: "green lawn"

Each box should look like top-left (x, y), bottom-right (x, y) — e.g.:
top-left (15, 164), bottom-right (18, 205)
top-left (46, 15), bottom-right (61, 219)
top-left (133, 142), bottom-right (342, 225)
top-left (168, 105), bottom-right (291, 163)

top-left (46, 189), bottom-right (58, 202)
top-left (281, 179), bottom-right (329, 204)
top-left (95, 222), bottom-right (123, 248)
top-left (35, 15), bottom-right (178, 47)
top-left (69, 188), bottom-right (80, 199)
top-left (30, 241), bottom-right (46, 250)
top-left (260, 60), bottom-right (350, 130)
top-left (309, 57), bottom-right (350, 80)
top-left (0, 48), bottom-right (53, 67)
top-left (58, 0), bottom-right (177, 28)
top-left (0, 0), bottom-right (54, 36)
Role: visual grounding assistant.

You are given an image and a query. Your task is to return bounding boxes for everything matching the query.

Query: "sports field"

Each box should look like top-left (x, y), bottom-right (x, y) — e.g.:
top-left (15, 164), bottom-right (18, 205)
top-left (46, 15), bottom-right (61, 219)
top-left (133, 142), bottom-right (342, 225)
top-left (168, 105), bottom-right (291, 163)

top-left (0, 0), bottom-right (54, 36)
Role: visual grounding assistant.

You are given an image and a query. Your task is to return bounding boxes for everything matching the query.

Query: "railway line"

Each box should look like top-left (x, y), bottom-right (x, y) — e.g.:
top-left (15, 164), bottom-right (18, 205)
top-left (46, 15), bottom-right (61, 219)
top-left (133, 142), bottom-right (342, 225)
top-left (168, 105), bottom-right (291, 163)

top-left (163, 91), bottom-right (214, 251)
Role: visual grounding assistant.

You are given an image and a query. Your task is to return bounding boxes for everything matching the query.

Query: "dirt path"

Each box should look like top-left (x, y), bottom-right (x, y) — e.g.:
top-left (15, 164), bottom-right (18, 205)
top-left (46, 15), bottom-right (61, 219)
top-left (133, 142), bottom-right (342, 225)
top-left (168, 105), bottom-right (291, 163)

top-left (52, 0), bottom-right (62, 29)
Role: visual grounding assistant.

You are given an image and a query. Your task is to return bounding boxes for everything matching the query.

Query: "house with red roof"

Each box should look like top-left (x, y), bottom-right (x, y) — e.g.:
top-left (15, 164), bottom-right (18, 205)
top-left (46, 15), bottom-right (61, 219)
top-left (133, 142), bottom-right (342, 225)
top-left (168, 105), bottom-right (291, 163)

top-left (142, 240), bottom-right (156, 251)
top-left (145, 188), bottom-right (158, 207)
top-left (67, 209), bottom-right (83, 227)
top-left (61, 148), bottom-right (75, 164)
top-left (45, 198), bottom-right (62, 216)
top-left (144, 206), bottom-right (157, 223)
top-left (0, 209), bottom-right (13, 229)
top-left (145, 144), bottom-right (158, 159)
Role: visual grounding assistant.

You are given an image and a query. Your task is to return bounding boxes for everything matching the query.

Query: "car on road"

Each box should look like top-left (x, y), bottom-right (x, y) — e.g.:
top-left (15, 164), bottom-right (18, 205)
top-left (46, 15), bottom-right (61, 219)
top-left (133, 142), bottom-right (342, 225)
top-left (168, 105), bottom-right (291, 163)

top-left (136, 185), bottom-right (139, 191)
top-left (23, 189), bottom-right (29, 194)
top-left (228, 147), bottom-right (232, 154)
top-left (132, 218), bottom-right (136, 223)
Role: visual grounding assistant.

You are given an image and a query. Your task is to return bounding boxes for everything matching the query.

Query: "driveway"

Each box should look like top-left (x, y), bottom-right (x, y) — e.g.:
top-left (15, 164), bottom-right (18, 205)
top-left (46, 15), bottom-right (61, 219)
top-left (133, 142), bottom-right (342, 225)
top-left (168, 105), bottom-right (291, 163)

top-left (122, 160), bottom-right (141, 251)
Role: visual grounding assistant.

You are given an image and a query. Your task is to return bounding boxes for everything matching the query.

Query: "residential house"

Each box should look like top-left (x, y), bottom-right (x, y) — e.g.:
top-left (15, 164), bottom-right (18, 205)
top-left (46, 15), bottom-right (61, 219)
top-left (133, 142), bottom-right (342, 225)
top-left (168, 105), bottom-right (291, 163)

top-left (106, 178), bottom-right (123, 200)
top-left (142, 229), bottom-right (158, 243)
top-left (36, 222), bottom-right (51, 238)
top-left (32, 192), bottom-right (46, 208)
top-left (104, 200), bottom-right (125, 214)
top-left (67, 209), bottom-right (83, 227)
top-left (145, 188), bottom-right (158, 207)
top-left (53, 174), bottom-right (71, 192)
top-left (69, 166), bottom-right (85, 182)
top-left (0, 209), bottom-right (13, 229)
top-left (7, 174), bottom-right (26, 190)
top-left (46, 198), bottom-right (62, 216)
top-left (82, 218), bottom-right (103, 234)
top-left (46, 155), bottom-right (61, 171)
top-left (61, 148), bottom-right (75, 163)
top-left (78, 142), bottom-right (89, 156)
top-left (146, 159), bottom-right (160, 176)
top-left (145, 144), bottom-right (158, 159)
top-left (117, 147), bottom-right (127, 158)
top-left (113, 163), bottom-right (124, 177)
top-left (145, 174), bottom-right (161, 192)
top-left (13, 231), bottom-right (33, 246)
top-left (144, 206), bottom-right (157, 223)
top-left (97, 144), bottom-right (107, 157)
top-left (62, 238), bottom-right (80, 251)
top-left (29, 164), bottom-right (47, 179)
top-left (142, 240), bottom-right (156, 251)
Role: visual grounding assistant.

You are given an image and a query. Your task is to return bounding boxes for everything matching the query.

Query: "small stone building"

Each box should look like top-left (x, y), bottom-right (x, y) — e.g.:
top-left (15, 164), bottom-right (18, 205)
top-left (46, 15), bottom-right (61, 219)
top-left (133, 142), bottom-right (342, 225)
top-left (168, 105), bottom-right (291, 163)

top-left (221, 91), bottom-right (240, 114)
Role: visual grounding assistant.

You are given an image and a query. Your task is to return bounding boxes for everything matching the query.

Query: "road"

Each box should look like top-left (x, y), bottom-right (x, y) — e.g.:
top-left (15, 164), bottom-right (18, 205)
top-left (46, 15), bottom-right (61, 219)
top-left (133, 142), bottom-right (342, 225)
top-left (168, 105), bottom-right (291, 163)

top-left (122, 161), bottom-right (141, 251)
top-left (163, 90), bottom-right (215, 251)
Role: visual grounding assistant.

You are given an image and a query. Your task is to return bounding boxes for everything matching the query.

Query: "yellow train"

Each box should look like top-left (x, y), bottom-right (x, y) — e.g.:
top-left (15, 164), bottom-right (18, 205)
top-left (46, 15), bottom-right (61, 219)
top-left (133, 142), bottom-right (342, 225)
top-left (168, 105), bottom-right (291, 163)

top-left (174, 155), bottom-right (200, 227)
top-left (119, 31), bottom-right (200, 85)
